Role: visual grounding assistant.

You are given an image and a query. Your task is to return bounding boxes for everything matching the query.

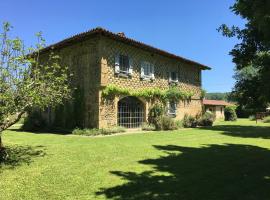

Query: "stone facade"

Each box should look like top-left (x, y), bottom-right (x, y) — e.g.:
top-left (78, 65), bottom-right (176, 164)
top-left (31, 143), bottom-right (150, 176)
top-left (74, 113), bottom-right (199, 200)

top-left (98, 36), bottom-right (203, 128)
top-left (42, 31), bottom-right (207, 129)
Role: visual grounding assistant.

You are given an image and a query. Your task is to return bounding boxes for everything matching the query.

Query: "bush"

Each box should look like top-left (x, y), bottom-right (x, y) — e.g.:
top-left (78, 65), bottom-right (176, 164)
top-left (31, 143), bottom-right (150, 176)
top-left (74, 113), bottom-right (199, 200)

top-left (161, 116), bottom-right (177, 130)
top-left (249, 115), bottom-right (256, 121)
top-left (141, 123), bottom-right (155, 131)
top-left (224, 106), bottom-right (237, 121)
top-left (198, 111), bottom-right (215, 126)
top-left (175, 120), bottom-right (183, 129)
top-left (22, 111), bottom-right (47, 131)
top-left (72, 126), bottom-right (126, 136)
top-left (182, 114), bottom-right (198, 128)
top-left (263, 116), bottom-right (270, 123)
top-left (148, 104), bottom-right (165, 130)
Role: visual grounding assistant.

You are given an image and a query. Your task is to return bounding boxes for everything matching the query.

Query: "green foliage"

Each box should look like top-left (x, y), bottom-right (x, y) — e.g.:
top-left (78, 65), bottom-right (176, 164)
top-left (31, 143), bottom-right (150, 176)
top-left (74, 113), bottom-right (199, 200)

top-left (200, 89), bottom-right (206, 99)
top-left (0, 22), bottom-right (72, 139)
top-left (175, 120), bottom-right (183, 129)
top-left (198, 111), bottom-right (216, 127)
top-left (249, 115), bottom-right (256, 121)
top-left (141, 123), bottom-right (156, 131)
top-left (225, 106), bottom-right (237, 121)
top-left (148, 104), bottom-right (165, 130)
top-left (102, 84), bottom-right (194, 102)
top-left (22, 111), bottom-right (47, 131)
top-left (72, 126), bottom-right (126, 136)
top-left (165, 86), bottom-right (193, 101)
top-left (205, 92), bottom-right (231, 101)
top-left (218, 0), bottom-right (270, 112)
top-left (160, 116), bottom-right (177, 130)
top-left (263, 116), bottom-right (270, 123)
top-left (182, 114), bottom-right (198, 128)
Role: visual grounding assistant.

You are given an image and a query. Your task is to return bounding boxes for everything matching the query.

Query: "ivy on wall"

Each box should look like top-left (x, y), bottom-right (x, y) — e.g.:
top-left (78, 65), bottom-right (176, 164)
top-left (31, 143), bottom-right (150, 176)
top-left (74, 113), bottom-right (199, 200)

top-left (102, 84), bottom-right (194, 103)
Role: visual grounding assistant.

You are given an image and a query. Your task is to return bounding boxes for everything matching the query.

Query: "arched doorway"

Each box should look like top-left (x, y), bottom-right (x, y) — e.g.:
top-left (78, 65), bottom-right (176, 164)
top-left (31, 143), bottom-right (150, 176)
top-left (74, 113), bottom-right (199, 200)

top-left (118, 96), bottom-right (145, 128)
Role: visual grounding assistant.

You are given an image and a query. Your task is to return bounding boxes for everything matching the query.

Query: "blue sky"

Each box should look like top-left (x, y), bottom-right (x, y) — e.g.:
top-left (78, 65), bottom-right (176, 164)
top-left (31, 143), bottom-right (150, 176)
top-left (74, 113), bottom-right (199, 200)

top-left (1, 0), bottom-right (245, 92)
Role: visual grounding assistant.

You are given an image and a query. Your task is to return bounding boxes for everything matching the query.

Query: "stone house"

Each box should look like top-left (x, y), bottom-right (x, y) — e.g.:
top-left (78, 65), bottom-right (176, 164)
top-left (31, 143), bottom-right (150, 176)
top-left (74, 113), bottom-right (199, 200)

top-left (203, 99), bottom-right (232, 119)
top-left (41, 27), bottom-right (210, 129)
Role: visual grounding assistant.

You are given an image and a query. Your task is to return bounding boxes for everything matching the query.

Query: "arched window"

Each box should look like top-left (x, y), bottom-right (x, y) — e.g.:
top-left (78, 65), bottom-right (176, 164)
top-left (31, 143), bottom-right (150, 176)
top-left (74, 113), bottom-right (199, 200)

top-left (118, 96), bottom-right (145, 128)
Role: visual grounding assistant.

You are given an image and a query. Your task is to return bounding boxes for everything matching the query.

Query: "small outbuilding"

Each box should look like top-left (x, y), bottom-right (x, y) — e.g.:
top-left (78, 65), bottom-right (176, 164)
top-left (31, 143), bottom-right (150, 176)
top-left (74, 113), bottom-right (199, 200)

top-left (203, 99), bottom-right (232, 119)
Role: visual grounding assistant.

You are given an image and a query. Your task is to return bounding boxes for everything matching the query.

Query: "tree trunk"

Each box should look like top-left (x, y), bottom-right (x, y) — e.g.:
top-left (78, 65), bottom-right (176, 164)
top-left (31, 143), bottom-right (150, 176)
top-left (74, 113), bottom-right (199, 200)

top-left (0, 133), bottom-right (2, 149)
top-left (0, 111), bottom-right (25, 150)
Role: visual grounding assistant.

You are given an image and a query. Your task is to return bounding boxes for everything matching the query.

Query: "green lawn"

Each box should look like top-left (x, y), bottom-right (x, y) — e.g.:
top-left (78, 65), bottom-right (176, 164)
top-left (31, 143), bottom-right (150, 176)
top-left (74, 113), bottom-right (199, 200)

top-left (1, 119), bottom-right (270, 200)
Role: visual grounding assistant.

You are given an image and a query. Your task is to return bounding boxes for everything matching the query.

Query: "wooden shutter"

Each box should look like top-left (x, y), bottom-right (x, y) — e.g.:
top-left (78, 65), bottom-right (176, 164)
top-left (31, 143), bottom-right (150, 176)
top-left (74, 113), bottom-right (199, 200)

top-left (151, 64), bottom-right (155, 80)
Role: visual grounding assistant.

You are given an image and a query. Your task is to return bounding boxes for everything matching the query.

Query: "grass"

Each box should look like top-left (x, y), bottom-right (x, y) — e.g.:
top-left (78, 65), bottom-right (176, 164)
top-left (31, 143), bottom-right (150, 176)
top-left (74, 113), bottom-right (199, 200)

top-left (1, 119), bottom-right (270, 199)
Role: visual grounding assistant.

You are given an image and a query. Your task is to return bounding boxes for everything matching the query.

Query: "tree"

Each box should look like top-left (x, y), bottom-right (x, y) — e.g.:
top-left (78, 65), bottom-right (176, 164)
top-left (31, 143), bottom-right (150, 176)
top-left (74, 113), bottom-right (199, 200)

top-left (0, 22), bottom-right (72, 150)
top-left (218, 0), bottom-right (270, 113)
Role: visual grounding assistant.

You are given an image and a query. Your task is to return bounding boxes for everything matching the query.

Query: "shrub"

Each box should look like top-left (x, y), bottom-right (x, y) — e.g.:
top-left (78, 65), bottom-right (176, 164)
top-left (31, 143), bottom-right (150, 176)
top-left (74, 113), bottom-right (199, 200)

top-left (161, 116), bottom-right (177, 130)
top-left (198, 111), bottom-right (215, 126)
top-left (249, 115), bottom-right (256, 121)
top-left (22, 111), bottom-right (47, 131)
top-left (224, 106), bottom-right (237, 121)
top-left (175, 120), bottom-right (183, 129)
top-left (141, 123), bottom-right (156, 131)
top-left (148, 104), bottom-right (165, 130)
top-left (263, 116), bottom-right (270, 123)
top-left (72, 126), bottom-right (126, 136)
top-left (182, 114), bottom-right (198, 128)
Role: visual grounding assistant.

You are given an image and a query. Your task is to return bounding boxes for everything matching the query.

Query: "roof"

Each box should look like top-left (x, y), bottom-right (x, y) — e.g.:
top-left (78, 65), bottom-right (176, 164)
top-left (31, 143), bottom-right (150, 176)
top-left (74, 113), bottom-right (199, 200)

top-left (203, 99), bottom-right (232, 106)
top-left (41, 27), bottom-right (211, 70)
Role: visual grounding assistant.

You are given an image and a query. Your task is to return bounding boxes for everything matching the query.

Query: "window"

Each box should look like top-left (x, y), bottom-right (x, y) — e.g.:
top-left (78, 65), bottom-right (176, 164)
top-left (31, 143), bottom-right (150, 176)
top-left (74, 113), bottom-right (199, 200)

top-left (169, 71), bottom-right (178, 83)
top-left (168, 101), bottom-right (177, 116)
top-left (141, 61), bottom-right (154, 80)
top-left (115, 54), bottom-right (133, 75)
top-left (221, 107), bottom-right (223, 114)
top-left (119, 55), bottom-right (129, 72)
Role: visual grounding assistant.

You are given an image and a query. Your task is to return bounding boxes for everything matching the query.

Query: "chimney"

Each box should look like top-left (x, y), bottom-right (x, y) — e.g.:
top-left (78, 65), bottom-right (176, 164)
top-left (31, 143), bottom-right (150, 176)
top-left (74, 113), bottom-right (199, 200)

top-left (117, 32), bottom-right (125, 37)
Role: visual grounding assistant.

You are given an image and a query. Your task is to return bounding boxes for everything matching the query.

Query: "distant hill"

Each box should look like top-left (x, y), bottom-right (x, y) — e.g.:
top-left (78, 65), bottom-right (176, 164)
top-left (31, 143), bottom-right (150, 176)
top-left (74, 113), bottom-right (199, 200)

top-left (205, 92), bottom-right (231, 101)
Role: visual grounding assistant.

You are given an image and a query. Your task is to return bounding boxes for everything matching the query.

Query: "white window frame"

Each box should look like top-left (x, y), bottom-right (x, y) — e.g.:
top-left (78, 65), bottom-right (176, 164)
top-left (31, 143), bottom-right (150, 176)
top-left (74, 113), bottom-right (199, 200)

top-left (169, 71), bottom-right (179, 83)
top-left (141, 61), bottom-right (155, 80)
top-left (115, 54), bottom-right (133, 76)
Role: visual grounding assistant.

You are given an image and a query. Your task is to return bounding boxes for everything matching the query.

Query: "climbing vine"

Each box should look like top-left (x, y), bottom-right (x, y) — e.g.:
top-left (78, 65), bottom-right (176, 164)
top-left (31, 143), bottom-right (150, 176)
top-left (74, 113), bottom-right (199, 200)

top-left (102, 84), bottom-right (194, 102)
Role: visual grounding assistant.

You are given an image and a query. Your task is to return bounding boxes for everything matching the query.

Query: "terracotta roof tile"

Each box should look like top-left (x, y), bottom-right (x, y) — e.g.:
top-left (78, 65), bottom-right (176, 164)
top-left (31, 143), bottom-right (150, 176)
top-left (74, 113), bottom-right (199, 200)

top-left (203, 99), bottom-right (233, 106)
top-left (41, 27), bottom-right (211, 70)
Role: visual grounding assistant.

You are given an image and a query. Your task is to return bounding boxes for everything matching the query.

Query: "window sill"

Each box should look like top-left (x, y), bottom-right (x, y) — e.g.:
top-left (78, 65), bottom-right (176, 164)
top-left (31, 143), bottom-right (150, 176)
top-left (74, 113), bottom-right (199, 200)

top-left (115, 71), bottom-right (131, 78)
top-left (141, 75), bottom-right (154, 81)
top-left (168, 113), bottom-right (177, 118)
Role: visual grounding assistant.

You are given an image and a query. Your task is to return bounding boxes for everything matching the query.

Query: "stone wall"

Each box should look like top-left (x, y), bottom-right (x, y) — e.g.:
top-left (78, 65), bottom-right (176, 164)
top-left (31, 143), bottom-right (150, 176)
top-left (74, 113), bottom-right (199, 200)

top-left (98, 36), bottom-right (203, 128)
top-left (42, 36), bottom-right (101, 129)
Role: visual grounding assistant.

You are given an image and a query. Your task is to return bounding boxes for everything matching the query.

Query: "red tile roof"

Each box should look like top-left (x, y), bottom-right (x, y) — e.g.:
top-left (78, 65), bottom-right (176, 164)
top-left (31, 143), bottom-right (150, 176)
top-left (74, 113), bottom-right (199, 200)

top-left (203, 99), bottom-right (232, 106)
top-left (41, 27), bottom-right (211, 70)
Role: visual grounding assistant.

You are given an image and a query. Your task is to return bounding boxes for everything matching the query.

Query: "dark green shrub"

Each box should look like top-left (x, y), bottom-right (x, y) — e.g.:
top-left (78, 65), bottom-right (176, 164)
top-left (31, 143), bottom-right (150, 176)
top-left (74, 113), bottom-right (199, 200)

top-left (161, 116), bottom-right (177, 130)
top-left (148, 104), bottom-right (164, 130)
top-left (198, 111), bottom-right (215, 126)
top-left (22, 111), bottom-right (47, 131)
top-left (225, 106), bottom-right (237, 121)
top-left (183, 114), bottom-right (198, 128)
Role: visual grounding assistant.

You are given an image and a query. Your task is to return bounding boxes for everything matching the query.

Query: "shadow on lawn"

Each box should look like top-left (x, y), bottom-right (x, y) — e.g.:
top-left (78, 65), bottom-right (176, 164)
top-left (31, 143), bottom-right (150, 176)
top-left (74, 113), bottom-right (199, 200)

top-left (200, 125), bottom-right (270, 139)
top-left (96, 144), bottom-right (270, 200)
top-left (0, 145), bottom-right (46, 170)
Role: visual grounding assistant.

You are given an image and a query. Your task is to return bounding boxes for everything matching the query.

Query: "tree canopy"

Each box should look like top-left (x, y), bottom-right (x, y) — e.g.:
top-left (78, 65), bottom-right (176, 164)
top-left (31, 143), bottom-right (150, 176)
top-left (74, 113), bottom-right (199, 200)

top-left (218, 0), bottom-right (270, 113)
top-left (0, 22), bottom-right (72, 149)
